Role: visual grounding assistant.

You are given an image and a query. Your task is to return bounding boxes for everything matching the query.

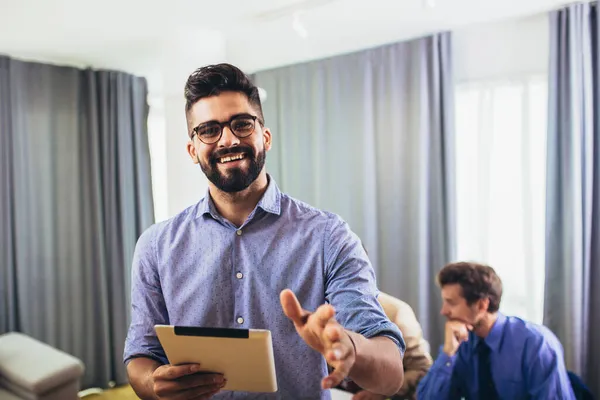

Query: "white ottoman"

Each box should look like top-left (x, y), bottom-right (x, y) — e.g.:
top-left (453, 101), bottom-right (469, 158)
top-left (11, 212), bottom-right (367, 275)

top-left (0, 333), bottom-right (85, 400)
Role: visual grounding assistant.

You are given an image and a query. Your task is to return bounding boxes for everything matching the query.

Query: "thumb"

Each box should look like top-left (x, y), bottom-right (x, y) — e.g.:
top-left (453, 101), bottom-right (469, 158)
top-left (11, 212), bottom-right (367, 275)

top-left (280, 289), bottom-right (307, 326)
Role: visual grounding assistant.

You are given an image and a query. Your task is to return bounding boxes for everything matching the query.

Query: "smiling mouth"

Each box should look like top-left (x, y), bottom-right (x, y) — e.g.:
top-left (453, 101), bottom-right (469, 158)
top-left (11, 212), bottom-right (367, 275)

top-left (218, 153), bottom-right (246, 164)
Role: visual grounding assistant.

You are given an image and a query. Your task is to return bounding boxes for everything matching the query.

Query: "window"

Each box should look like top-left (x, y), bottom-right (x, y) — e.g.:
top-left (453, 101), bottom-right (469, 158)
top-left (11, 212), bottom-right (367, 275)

top-left (455, 75), bottom-right (548, 324)
top-left (147, 98), bottom-right (169, 223)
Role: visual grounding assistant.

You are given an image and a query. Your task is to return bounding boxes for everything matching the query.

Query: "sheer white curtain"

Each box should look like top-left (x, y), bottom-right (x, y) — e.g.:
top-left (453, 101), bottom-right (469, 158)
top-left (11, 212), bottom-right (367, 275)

top-left (454, 75), bottom-right (547, 324)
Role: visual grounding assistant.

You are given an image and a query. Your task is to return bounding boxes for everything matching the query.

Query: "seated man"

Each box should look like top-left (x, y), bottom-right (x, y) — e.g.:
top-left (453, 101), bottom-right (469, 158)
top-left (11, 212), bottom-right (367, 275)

top-left (417, 261), bottom-right (575, 400)
top-left (349, 292), bottom-right (433, 400)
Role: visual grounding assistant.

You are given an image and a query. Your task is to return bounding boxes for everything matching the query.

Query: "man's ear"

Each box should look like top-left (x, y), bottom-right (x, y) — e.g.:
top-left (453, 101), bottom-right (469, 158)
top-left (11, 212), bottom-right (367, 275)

top-left (479, 297), bottom-right (490, 313)
top-left (263, 127), bottom-right (272, 151)
top-left (187, 140), bottom-right (199, 164)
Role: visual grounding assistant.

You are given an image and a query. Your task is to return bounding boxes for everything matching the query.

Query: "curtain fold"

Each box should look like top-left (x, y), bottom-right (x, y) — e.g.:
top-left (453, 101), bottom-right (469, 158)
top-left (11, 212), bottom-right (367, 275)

top-left (0, 55), bottom-right (154, 388)
top-left (545, 2), bottom-right (600, 396)
top-left (254, 32), bottom-right (455, 352)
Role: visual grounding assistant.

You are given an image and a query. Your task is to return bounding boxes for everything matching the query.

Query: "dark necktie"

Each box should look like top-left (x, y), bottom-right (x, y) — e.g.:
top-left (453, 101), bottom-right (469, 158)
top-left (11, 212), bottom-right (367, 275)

top-left (478, 341), bottom-right (499, 400)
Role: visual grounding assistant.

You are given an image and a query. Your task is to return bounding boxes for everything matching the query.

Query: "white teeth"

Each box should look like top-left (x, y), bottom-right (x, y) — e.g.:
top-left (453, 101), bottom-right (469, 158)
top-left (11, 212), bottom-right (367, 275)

top-left (219, 154), bottom-right (245, 163)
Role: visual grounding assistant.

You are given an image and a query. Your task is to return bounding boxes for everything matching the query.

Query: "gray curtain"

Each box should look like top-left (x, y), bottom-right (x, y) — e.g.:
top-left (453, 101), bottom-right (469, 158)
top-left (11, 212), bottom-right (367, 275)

top-left (254, 32), bottom-right (455, 352)
top-left (0, 55), bottom-right (154, 388)
top-left (545, 2), bottom-right (600, 396)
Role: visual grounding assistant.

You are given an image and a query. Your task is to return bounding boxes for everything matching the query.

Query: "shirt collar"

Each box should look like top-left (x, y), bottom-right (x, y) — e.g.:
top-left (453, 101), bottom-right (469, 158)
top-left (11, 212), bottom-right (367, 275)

top-left (196, 174), bottom-right (282, 220)
top-left (256, 175), bottom-right (282, 215)
top-left (470, 312), bottom-right (507, 353)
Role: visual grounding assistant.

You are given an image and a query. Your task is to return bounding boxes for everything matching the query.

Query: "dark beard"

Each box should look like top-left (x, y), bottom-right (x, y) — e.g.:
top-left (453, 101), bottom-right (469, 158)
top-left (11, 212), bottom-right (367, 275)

top-left (199, 145), bottom-right (266, 193)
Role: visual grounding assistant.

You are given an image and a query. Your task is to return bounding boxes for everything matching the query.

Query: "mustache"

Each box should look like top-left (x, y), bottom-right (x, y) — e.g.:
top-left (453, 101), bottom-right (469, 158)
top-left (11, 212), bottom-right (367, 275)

top-left (210, 146), bottom-right (254, 163)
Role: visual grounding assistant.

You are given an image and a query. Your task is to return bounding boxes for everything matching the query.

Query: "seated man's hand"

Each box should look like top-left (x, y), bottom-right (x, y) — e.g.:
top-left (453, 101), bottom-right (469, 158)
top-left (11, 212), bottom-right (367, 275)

top-left (443, 320), bottom-right (472, 357)
top-left (280, 289), bottom-right (356, 390)
top-left (152, 363), bottom-right (225, 400)
top-left (352, 390), bottom-right (388, 400)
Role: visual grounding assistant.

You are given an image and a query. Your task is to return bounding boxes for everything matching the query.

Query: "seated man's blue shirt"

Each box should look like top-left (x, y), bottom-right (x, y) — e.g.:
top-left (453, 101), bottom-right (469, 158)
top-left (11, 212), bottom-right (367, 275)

top-left (124, 178), bottom-right (405, 399)
top-left (417, 313), bottom-right (575, 400)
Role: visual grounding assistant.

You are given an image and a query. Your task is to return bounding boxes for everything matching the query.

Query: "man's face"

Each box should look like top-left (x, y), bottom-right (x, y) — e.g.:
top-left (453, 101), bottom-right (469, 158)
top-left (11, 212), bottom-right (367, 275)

top-left (186, 91), bottom-right (271, 193)
top-left (440, 283), bottom-right (487, 327)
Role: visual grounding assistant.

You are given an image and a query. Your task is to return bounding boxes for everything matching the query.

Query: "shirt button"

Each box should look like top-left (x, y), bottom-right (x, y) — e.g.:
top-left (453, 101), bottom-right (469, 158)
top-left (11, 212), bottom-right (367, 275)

top-left (446, 362), bottom-right (451, 367)
top-left (237, 317), bottom-right (244, 324)
top-left (236, 272), bottom-right (243, 279)
top-left (236, 230), bottom-right (242, 236)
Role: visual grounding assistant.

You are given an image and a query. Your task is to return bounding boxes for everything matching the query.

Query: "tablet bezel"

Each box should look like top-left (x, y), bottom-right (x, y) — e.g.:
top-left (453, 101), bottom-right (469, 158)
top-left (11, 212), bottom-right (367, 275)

top-left (154, 325), bottom-right (278, 393)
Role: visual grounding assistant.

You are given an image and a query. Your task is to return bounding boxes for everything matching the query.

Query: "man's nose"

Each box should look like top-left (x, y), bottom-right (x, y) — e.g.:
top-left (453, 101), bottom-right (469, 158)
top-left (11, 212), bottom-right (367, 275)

top-left (218, 126), bottom-right (240, 148)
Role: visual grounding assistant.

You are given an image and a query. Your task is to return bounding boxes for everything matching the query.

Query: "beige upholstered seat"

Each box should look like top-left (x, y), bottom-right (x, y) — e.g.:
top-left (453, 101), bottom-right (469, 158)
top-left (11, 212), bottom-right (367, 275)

top-left (0, 332), bottom-right (84, 400)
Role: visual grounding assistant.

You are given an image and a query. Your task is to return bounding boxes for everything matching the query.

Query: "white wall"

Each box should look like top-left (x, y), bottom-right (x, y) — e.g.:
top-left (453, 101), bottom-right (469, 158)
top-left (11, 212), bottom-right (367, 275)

top-left (454, 13), bottom-right (549, 82)
top-left (147, 30), bottom-right (227, 221)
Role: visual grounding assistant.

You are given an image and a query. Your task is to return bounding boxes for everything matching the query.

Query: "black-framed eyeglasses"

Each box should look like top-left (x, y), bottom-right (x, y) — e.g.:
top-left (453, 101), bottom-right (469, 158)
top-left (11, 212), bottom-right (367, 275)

top-left (191, 114), bottom-right (262, 144)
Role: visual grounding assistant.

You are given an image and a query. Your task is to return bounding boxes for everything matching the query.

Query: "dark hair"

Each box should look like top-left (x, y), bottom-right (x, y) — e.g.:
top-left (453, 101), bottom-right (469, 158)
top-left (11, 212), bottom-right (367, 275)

top-left (437, 262), bottom-right (503, 313)
top-left (184, 63), bottom-right (264, 121)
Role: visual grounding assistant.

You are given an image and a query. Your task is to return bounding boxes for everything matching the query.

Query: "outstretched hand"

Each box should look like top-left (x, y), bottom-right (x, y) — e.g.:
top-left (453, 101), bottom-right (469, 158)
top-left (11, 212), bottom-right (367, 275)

top-left (280, 289), bottom-right (356, 389)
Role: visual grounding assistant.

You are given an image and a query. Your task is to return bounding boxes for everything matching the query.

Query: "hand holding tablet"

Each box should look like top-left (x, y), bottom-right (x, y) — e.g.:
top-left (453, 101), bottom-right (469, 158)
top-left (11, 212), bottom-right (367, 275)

top-left (151, 363), bottom-right (225, 399)
top-left (155, 326), bottom-right (278, 393)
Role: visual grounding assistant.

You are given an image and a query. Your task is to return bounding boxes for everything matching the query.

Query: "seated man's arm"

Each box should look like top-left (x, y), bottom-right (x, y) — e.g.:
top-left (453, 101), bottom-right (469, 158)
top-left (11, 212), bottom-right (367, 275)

top-left (525, 334), bottom-right (576, 400)
top-left (416, 346), bottom-right (466, 400)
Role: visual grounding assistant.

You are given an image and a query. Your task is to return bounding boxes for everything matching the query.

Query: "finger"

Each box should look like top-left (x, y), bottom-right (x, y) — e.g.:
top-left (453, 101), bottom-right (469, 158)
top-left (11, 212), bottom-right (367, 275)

top-left (322, 361), bottom-right (351, 390)
top-left (153, 364), bottom-right (202, 380)
top-left (154, 375), bottom-right (225, 398)
top-left (326, 341), bottom-right (352, 364)
top-left (176, 373), bottom-right (226, 391)
top-left (322, 323), bottom-right (342, 355)
top-left (280, 289), bottom-right (309, 326)
top-left (456, 330), bottom-right (469, 343)
top-left (323, 322), bottom-right (343, 343)
top-left (312, 304), bottom-right (335, 330)
top-left (188, 387), bottom-right (222, 400)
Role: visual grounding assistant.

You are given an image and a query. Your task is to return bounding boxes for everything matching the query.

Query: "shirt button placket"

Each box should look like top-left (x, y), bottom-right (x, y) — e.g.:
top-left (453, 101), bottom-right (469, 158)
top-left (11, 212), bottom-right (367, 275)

top-left (235, 229), bottom-right (243, 326)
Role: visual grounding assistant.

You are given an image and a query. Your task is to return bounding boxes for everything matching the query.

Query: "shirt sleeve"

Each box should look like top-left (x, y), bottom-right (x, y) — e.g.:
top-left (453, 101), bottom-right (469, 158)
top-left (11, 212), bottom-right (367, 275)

top-left (322, 214), bottom-right (405, 356)
top-left (417, 346), bottom-right (466, 400)
top-left (123, 225), bottom-right (170, 365)
top-left (525, 333), bottom-right (576, 400)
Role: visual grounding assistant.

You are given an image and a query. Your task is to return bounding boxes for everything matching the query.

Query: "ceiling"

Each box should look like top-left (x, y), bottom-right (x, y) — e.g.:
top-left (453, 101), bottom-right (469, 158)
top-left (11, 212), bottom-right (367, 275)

top-left (0, 0), bottom-right (570, 92)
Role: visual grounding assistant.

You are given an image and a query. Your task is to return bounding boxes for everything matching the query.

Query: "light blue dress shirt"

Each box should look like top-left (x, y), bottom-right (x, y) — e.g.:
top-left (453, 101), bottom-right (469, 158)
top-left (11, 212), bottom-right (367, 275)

top-left (124, 177), bottom-right (405, 399)
top-left (417, 313), bottom-right (575, 400)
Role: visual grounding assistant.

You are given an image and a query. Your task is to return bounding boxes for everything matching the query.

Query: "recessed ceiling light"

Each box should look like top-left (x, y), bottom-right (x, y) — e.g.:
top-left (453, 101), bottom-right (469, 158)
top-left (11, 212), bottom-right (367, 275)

top-left (293, 12), bottom-right (309, 38)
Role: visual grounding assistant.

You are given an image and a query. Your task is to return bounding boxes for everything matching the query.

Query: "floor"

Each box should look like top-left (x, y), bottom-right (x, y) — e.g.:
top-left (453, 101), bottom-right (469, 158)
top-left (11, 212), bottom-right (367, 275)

top-left (81, 385), bottom-right (139, 400)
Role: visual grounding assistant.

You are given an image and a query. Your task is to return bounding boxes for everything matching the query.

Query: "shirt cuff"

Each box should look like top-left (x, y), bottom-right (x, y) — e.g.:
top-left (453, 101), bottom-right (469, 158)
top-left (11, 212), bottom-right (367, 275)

top-left (361, 321), bottom-right (406, 357)
top-left (124, 350), bottom-right (168, 366)
top-left (431, 345), bottom-right (456, 373)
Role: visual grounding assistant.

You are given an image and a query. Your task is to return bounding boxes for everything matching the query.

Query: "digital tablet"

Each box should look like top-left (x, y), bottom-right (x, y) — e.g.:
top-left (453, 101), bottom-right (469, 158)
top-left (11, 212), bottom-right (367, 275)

top-left (154, 325), bottom-right (278, 393)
